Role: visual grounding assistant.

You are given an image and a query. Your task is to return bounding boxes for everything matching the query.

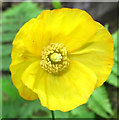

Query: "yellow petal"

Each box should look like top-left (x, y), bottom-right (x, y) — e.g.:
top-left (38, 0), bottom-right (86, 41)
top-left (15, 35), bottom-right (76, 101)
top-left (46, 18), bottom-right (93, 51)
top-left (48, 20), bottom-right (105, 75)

top-left (21, 60), bottom-right (97, 111)
top-left (10, 61), bottom-right (38, 100)
top-left (21, 61), bottom-right (48, 106)
top-left (69, 22), bottom-right (114, 88)
top-left (10, 34), bottom-right (39, 100)
top-left (10, 14), bottom-right (52, 101)
top-left (37, 8), bottom-right (96, 52)
top-left (12, 18), bottom-right (47, 57)
top-left (13, 8), bottom-right (96, 57)
top-left (10, 19), bottom-right (41, 67)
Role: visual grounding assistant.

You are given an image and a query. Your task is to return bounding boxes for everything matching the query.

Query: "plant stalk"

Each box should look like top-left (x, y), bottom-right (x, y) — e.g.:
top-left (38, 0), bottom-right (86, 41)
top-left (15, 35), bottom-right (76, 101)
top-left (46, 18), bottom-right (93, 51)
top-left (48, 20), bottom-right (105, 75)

top-left (51, 110), bottom-right (55, 120)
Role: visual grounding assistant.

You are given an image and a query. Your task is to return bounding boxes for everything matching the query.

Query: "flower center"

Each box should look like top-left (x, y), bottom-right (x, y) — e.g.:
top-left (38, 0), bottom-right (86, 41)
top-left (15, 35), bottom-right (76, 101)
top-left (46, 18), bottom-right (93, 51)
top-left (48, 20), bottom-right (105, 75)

top-left (40, 43), bottom-right (69, 74)
top-left (50, 53), bottom-right (62, 63)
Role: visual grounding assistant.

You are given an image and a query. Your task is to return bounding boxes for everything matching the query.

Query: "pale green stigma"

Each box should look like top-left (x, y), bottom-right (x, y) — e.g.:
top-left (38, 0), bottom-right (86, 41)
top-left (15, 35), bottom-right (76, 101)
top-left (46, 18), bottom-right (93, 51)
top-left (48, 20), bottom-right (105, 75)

top-left (50, 53), bottom-right (62, 63)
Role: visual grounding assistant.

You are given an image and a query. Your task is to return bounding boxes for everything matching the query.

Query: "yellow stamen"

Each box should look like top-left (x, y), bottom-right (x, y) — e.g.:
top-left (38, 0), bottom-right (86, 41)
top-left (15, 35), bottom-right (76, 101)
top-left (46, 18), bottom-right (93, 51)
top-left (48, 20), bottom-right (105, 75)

top-left (40, 43), bottom-right (69, 74)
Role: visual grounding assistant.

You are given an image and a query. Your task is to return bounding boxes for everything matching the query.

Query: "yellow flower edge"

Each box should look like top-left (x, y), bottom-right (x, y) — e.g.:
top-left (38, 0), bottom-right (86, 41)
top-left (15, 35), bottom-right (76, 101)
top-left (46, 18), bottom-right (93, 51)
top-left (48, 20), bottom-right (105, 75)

top-left (9, 8), bottom-right (114, 112)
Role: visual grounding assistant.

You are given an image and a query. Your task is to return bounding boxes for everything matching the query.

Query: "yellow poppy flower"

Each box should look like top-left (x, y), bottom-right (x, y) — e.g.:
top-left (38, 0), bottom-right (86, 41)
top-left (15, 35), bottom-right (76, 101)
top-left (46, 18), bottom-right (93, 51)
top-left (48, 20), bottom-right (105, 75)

top-left (9, 8), bottom-right (114, 112)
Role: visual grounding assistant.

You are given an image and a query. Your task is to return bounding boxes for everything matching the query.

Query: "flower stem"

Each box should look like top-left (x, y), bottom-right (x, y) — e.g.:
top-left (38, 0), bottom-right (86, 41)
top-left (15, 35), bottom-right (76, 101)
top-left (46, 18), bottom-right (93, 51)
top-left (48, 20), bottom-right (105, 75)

top-left (51, 110), bottom-right (55, 120)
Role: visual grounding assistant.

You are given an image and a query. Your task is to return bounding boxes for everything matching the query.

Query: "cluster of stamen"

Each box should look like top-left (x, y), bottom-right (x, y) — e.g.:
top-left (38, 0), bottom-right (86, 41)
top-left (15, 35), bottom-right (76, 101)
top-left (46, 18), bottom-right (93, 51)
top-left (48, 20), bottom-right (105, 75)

top-left (40, 43), bottom-right (69, 74)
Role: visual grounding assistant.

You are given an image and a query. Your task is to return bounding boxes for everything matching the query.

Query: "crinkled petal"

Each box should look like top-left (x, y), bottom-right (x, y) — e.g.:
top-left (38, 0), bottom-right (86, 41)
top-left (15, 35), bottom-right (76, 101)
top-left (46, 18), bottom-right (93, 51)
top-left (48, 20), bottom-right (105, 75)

top-left (10, 23), bottom-right (40, 100)
top-left (37, 8), bottom-right (96, 52)
top-left (12, 18), bottom-right (48, 57)
top-left (21, 60), bottom-right (97, 111)
top-left (69, 22), bottom-right (114, 88)
top-left (10, 61), bottom-right (39, 100)
top-left (13, 8), bottom-right (96, 57)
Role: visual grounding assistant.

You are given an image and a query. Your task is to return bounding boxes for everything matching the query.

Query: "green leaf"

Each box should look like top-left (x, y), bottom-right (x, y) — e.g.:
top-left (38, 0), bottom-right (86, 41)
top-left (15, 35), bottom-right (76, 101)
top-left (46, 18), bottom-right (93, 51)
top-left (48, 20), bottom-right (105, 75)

top-left (93, 85), bottom-right (113, 115)
top-left (52, 0), bottom-right (62, 9)
top-left (106, 72), bottom-right (119, 87)
top-left (55, 111), bottom-right (70, 118)
top-left (2, 32), bottom-right (16, 42)
top-left (2, 2), bottom-right (43, 20)
top-left (112, 29), bottom-right (118, 49)
top-left (0, 57), bottom-right (1, 70)
top-left (0, 44), bottom-right (12, 71)
top-left (106, 29), bottom-right (118, 87)
top-left (71, 105), bottom-right (95, 118)
top-left (19, 100), bottom-right (50, 118)
top-left (112, 62), bottom-right (118, 75)
top-left (114, 49), bottom-right (118, 62)
top-left (2, 75), bottom-right (20, 101)
top-left (2, 99), bottom-right (50, 118)
top-left (87, 85), bottom-right (113, 118)
top-left (2, 24), bottom-right (21, 32)
top-left (2, 2), bottom-right (43, 43)
top-left (1, 44), bottom-right (12, 56)
top-left (1, 55), bottom-right (11, 71)
top-left (2, 101), bottom-right (18, 117)
top-left (87, 97), bottom-right (109, 118)
top-left (104, 24), bottom-right (109, 30)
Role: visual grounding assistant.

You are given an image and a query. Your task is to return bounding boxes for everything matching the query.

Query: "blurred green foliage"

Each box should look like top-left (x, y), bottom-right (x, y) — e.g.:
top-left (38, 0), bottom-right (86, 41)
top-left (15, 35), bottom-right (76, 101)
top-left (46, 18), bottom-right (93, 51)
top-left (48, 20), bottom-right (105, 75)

top-left (52, 0), bottom-right (62, 9)
top-left (106, 29), bottom-right (119, 87)
top-left (1, 2), bottom-right (118, 119)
